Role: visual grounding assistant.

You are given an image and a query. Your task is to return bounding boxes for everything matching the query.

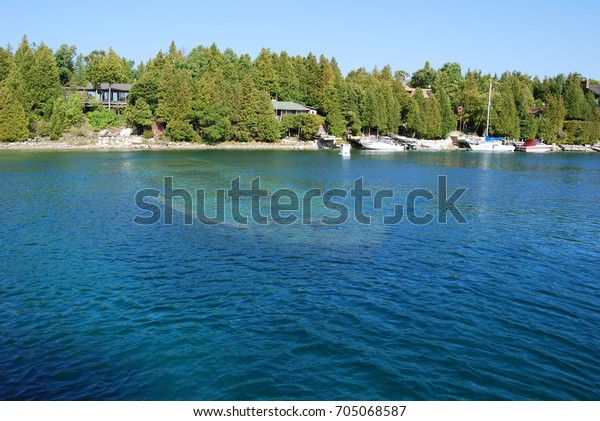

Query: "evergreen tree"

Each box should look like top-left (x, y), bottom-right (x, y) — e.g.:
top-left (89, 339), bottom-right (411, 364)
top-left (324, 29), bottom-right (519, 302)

top-left (302, 53), bottom-right (321, 108)
top-left (490, 81), bottom-right (519, 139)
top-left (406, 90), bottom-right (424, 137)
top-left (276, 51), bottom-right (300, 102)
top-left (422, 93), bottom-right (442, 138)
top-left (0, 83), bottom-right (29, 141)
top-left (233, 75), bottom-right (279, 142)
top-left (435, 85), bottom-right (456, 136)
top-left (73, 53), bottom-right (87, 86)
top-left (410, 61), bottom-right (436, 88)
top-left (458, 71), bottom-right (486, 134)
top-left (125, 98), bottom-right (153, 133)
top-left (563, 73), bottom-right (587, 120)
top-left (253, 48), bottom-right (280, 98)
top-left (0, 46), bottom-right (12, 83)
top-left (156, 60), bottom-right (193, 125)
top-left (50, 95), bottom-right (67, 139)
top-left (538, 94), bottom-right (566, 142)
top-left (29, 44), bottom-right (62, 119)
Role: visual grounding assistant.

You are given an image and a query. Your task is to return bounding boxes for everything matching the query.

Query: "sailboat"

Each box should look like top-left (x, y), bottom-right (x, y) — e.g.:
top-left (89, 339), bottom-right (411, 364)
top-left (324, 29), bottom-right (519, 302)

top-left (468, 82), bottom-right (515, 152)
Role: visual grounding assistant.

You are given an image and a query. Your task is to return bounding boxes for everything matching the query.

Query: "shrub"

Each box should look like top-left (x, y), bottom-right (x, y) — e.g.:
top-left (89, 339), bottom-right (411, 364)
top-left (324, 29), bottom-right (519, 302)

top-left (165, 119), bottom-right (197, 142)
top-left (86, 108), bottom-right (124, 131)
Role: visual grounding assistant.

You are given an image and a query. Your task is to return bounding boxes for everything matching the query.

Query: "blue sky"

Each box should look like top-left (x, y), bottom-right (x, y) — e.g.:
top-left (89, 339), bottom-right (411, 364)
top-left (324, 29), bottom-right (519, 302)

top-left (1, 0), bottom-right (598, 79)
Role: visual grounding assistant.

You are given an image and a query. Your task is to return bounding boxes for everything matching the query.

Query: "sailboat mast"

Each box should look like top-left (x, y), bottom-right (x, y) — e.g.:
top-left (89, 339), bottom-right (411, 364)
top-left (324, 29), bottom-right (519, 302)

top-left (485, 82), bottom-right (492, 138)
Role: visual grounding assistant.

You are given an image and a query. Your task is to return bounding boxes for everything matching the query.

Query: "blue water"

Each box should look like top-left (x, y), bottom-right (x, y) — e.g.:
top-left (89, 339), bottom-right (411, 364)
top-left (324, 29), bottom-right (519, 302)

top-left (0, 150), bottom-right (599, 400)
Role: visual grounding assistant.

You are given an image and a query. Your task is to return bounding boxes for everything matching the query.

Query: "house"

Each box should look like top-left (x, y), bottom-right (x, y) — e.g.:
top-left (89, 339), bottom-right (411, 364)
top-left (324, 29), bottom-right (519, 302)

top-left (405, 86), bottom-right (432, 99)
top-left (529, 107), bottom-right (542, 118)
top-left (581, 80), bottom-right (600, 102)
top-left (79, 82), bottom-right (132, 109)
top-left (272, 100), bottom-right (317, 121)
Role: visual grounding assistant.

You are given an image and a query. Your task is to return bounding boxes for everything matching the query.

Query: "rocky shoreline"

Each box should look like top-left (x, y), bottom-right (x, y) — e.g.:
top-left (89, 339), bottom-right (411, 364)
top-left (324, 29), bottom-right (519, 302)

top-left (1, 128), bottom-right (598, 152)
top-left (0, 133), bottom-right (320, 151)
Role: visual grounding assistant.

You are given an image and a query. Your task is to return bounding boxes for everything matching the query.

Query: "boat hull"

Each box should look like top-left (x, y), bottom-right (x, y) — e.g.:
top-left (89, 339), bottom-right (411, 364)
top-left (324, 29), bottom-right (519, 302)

top-left (517, 147), bottom-right (553, 153)
top-left (361, 142), bottom-right (406, 151)
top-left (469, 142), bottom-right (514, 152)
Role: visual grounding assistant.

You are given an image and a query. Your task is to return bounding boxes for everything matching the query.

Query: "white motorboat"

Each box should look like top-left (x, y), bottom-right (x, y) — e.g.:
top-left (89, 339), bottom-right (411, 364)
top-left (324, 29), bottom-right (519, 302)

top-left (516, 139), bottom-right (553, 153)
top-left (360, 137), bottom-right (406, 151)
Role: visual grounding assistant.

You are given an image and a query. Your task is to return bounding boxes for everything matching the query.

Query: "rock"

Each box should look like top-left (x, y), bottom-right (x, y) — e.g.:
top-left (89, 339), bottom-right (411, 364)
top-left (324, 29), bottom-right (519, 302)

top-left (98, 129), bottom-right (108, 137)
top-left (120, 128), bottom-right (133, 137)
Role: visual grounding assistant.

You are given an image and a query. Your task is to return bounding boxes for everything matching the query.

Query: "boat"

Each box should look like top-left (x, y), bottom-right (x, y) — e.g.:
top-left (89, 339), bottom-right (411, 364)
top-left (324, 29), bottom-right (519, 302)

top-left (339, 143), bottom-right (351, 156)
top-left (468, 82), bottom-right (515, 152)
top-left (516, 138), bottom-right (553, 153)
top-left (360, 137), bottom-right (406, 151)
top-left (469, 137), bottom-right (515, 151)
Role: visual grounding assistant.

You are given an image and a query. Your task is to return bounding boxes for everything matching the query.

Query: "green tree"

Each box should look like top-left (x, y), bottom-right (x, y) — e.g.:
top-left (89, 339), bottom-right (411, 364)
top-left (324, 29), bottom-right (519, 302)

top-left (165, 118), bottom-right (198, 141)
top-left (276, 51), bottom-right (300, 102)
top-left (73, 53), bottom-right (87, 86)
top-left (422, 93), bottom-right (442, 138)
top-left (156, 60), bottom-right (193, 125)
top-left (196, 103), bottom-right (232, 143)
top-left (0, 46), bottom-right (12, 83)
top-left (125, 98), bottom-right (153, 133)
top-left (406, 89), bottom-right (425, 137)
top-left (563, 73), bottom-right (587, 120)
top-left (538, 94), bottom-right (566, 143)
top-left (64, 92), bottom-right (84, 126)
top-left (29, 44), bottom-right (62, 119)
top-left (490, 82), bottom-right (520, 139)
top-left (0, 83), bottom-right (29, 141)
top-left (50, 95), bottom-right (67, 139)
top-left (435, 85), bottom-right (456, 136)
top-left (410, 61), bottom-right (437, 89)
top-left (233, 75), bottom-right (279, 142)
top-left (253, 48), bottom-right (280, 98)
top-left (55, 44), bottom-right (77, 85)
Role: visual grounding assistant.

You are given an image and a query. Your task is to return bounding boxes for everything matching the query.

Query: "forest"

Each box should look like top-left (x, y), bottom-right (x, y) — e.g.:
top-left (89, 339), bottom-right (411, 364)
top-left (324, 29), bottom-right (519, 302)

top-left (0, 36), bottom-right (599, 144)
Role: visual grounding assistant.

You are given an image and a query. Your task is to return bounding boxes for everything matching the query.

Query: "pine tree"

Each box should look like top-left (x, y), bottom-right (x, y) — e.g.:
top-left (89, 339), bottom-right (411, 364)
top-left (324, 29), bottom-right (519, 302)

top-left (29, 44), bottom-right (62, 119)
top-left (406, 90), bottom-right (424, 137)
top-left (233, 75), bottom-right (278, 142)
top-left (435, 85), bottom-right (456, 136)
top-left (125, 98), bottom-right (153, 133)
top-left (491, 82), bottom-right (520, 139)
top-left (0, 84), bottom-right (29, 141)
top-left (277, 51), bottom-right (300, 102)
top-left (156, 60), bottom-right (193, 125)
top-left (538, 94), bottom-right (566, 142)
top-left (422, 93), bottom-right (442, 139)
top-left (0, 47), bottom-right (12, 83)
top-left (50, 95), bottom-right (67, 140)
top-left (253, 48), bottom-right (280, 98)
top-left (563, 73), bottom-right (586, 120)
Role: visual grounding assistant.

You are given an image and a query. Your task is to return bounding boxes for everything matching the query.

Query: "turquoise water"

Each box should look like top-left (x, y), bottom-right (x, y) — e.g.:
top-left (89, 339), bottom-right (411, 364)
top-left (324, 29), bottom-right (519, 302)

top-left (0, 150), bottom-right (599, 400)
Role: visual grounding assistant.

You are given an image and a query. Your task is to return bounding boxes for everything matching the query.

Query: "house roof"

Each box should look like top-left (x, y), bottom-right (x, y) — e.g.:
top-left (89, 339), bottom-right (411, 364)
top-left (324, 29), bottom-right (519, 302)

top-left (85, 82), bottom-right (132, 91)
top-left (587, 85), bottom-right (600, 97)
top-left (272, 100), bottom-right (315, 112)
top-left (405, 86), bottom-right (432, 99)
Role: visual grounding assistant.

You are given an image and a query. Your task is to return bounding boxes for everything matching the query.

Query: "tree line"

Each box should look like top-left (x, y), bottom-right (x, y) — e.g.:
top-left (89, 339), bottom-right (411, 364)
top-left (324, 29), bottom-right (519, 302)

top-left (1, 36), bottom-right (599, 144)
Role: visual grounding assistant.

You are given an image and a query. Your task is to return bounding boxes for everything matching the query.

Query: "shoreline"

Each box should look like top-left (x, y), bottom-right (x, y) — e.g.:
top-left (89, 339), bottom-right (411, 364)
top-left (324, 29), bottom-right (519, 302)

top-left (0, 139), bottom-right (321, 151)
top-left (1, 137), bottom-right (598, 153)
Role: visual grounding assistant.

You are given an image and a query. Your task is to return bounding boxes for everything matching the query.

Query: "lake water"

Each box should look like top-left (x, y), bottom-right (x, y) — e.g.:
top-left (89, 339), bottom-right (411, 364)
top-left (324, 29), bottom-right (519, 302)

top-left (0, 149), bottom-right (599, 400)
